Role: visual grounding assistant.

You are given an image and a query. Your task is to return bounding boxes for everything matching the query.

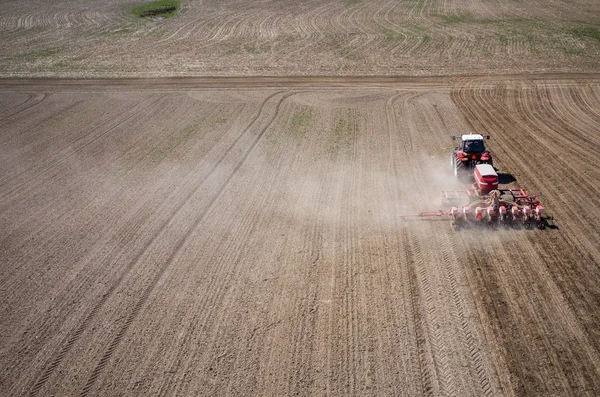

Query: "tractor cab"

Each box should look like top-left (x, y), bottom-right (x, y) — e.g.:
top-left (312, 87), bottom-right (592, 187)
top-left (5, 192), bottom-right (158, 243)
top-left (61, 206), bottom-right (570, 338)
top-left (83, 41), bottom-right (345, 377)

top-left (457, 134), bottom-right (487, 154)
top-left (450, 134), bottom-right (493, 177)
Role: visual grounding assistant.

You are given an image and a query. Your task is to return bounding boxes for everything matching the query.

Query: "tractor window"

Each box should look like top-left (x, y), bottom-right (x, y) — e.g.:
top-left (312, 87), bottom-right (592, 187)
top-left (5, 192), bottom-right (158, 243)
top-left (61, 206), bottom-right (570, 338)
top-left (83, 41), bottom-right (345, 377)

top-left (463, 140), bottom-right (484, 153)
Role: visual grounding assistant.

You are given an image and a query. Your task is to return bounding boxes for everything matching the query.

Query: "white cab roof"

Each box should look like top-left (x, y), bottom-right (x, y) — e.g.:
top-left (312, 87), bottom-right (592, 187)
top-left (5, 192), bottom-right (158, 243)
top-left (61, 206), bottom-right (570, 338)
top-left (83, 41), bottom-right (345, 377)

top-left (475, 164), bottom-right (496, 176)
top-left (462, 134), bottom-right (484, 141)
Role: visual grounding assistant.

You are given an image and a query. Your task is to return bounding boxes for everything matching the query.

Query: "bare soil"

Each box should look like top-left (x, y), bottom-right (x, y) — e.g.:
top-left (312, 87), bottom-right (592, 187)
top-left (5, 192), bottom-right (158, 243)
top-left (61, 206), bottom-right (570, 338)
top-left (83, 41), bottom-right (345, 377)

top-left (1, 0), bottom-right (600, 77)
top-left (1, 75), bottom-right (599, 396)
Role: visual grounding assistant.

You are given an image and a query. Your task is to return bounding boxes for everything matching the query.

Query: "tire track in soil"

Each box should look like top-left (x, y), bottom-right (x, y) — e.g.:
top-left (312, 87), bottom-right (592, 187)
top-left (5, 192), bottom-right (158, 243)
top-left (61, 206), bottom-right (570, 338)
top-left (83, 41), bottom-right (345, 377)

top-left (157, 174), bottom-right (285, 396)
top-left (0, 93), bottom-right (205, 286)
top-left (1, 97), bottom-right (84, 144)
top-left (382, 91), bottom-right (426, 395)
top-left (474, 238), bottom-right (562, 395)
top-left (18, 102), bottom-right (233, 394)
top-left (281, 158), bottom-right (327, 396)
top-left (279, 105), bottom-right (341, 395)
top-left (435, 222), bottom-right (495, 396)
top-left (0, 92), bottom-right (33, 118)
top-left (0, 92), bottom-right (46, 123)
top-left (78, 91), bottom-right (292, 397)
top-left (391, 86), bottom-right (501, 396)
top-left (337, 110), bottom-right (360, 396)
top-left (385, 90), bottom-right (437, 395)
top-left (460, 241), bottom-right (534, 396)
top-left (556, 86), bottom-right (600, 147)
top-left (520, 85), bottom-right (598, 174)
top-left (3, 100), bottom-right (244, 385)
top-left (378, 92), bottom-right (404, 392)
top-left (412, 226), bottom-right (457, 396)
top-left (385, 91), bottom-right (433, 395)
top-left (402, 93), bottom-right (459, 397)
top-left (512, 234), bottom-right (600, 394)
top-left (410, 89), bottom-right (499, 395)
top-left (402, 229), bottom-right (435, 396)
top-left (510, 91), bottom-right (600, 258)
top-left (1, 99), bottom-right (236, 269)
top-left (26, 90), bottom-right (285, 397)
top-left (4, 77), bottom-right (599, 396)
top-left (151, 93), bottom-right (304, 396)
top-left (165, 94), bottom-right (321, 396)
top-left (198, 176), bottom-right (292, 395)
top-left (524, 233), bottom-right (600, 378)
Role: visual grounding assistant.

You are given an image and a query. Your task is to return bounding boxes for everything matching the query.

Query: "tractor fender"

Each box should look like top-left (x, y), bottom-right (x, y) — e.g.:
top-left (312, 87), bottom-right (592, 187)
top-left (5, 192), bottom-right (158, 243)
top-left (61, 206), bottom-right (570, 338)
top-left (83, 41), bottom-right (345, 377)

top-left (455, 151), bottom-right (467, 159)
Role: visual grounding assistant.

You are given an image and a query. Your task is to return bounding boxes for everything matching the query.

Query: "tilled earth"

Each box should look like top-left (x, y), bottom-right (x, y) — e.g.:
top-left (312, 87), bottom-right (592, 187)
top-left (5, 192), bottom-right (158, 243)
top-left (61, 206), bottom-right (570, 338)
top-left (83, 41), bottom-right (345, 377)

top-left (1, 0), bottom-right (600, 77)
top-left (1, 75), bottom-right (599, 396)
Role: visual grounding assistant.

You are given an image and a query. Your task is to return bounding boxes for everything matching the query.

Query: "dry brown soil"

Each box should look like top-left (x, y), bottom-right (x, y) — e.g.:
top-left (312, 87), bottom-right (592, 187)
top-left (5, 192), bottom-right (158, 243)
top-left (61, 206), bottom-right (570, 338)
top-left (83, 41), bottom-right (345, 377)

top-left (1, 0), bottom-right (600, 77)
top-left (1, 75), bottom-right (600, 396)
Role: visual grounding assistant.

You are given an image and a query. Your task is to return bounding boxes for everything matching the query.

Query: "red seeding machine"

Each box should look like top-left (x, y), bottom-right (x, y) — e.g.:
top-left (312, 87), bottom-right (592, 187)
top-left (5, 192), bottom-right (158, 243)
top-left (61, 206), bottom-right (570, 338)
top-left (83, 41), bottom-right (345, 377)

top-left (404, 164), bottom-right (545, 230)
top-left (401, 134), bottom-right (547, 231)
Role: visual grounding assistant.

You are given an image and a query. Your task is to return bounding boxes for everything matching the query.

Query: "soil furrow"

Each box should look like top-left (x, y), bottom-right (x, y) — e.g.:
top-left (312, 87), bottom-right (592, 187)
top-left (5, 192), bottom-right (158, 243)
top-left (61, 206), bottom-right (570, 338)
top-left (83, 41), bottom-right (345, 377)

top-left (2, 77), bottom-right (600, 396)
top-left (0, 94), bottom-right (166, 202)
top-left (22, 91), bottom-right (283, 396)
top-left (0, 93), bottom-right (46, 123)
top-left (77, 92), bottom-right (291, 395)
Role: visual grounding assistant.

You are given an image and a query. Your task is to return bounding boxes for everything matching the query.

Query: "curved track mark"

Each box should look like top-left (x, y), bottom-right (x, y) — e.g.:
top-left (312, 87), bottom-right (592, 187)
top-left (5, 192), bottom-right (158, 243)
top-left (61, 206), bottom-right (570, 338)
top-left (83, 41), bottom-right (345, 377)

top-left (0, 93), bottom-right (33, 118)
top-left (26, 90), bottom-right (284, 396)
top-left (0, 93), bottom-right (46, 123)
top-left (79, 91), bottom-right (293, 396)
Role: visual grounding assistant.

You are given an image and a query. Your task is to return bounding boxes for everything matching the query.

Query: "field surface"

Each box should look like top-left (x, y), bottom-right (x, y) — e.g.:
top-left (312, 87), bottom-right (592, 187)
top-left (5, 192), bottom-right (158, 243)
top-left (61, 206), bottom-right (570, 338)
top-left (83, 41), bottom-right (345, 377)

top-left (1, 0), bottom-right (600, 76)
top-left (1, 75), bottom-right (600, 396)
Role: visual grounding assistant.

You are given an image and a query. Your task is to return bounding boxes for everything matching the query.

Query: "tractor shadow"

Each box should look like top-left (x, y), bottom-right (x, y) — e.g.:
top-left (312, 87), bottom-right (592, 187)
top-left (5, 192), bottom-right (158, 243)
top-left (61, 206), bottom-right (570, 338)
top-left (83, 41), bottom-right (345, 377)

top-left (543, 216), bottom-right (560, 230)
top-left (497, 172), bottom-right (517, 184)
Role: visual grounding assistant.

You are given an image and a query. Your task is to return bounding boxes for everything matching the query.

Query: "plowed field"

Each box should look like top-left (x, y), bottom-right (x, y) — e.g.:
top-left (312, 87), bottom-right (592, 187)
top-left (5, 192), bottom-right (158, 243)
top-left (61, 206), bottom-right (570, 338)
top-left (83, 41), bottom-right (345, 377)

top-left (1, 0), bottom-right (600, 77)
top-left (1, 75), bottom-right (599, 396)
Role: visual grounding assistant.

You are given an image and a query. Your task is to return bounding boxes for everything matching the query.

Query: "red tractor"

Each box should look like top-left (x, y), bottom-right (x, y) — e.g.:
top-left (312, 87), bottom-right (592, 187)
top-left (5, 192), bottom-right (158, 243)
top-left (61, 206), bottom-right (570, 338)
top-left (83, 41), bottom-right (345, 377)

top-left (450, 134), bottom-right (493, 177)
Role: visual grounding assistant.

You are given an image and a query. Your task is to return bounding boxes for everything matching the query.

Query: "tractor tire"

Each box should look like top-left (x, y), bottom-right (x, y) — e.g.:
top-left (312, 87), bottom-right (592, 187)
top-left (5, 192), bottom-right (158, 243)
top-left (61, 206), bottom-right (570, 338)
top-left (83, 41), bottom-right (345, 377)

top-left (453, 158), bottom-right (464, 178)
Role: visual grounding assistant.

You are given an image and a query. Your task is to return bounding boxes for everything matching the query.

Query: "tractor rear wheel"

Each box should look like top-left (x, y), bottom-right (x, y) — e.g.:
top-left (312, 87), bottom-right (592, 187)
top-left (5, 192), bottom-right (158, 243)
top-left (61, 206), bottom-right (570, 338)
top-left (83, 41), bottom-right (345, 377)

top-left (453, 157), bottom-right (464, 178)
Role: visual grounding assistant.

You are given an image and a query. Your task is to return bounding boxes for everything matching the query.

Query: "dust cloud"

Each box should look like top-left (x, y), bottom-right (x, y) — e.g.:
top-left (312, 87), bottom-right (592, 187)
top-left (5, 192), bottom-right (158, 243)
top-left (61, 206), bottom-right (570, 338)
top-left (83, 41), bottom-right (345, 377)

top-left (271, 155), bottom-right (467, 234)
